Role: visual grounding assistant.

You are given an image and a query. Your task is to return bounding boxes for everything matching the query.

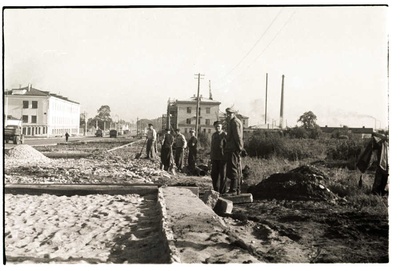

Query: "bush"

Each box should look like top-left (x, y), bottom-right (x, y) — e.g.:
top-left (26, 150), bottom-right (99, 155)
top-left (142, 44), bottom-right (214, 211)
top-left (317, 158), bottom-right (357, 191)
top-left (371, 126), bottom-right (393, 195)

top-left (286, 126), bottom-right (322, 139)
top-left (309, 126), bottom-right (323, 139)
top-left (326, 138), bottom-right (367, 161)
top-left (197, 131), bottom-right (210, 149)
top-left (286, 126), bottom-right (308, 139)
top-left (244, 130), bottom-right (322, 161)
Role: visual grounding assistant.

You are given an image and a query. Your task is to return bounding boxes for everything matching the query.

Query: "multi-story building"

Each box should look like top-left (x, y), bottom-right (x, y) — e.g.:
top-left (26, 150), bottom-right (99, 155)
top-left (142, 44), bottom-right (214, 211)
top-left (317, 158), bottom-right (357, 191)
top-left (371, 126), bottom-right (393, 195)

top-left (167, 95), bottom-right (221, 136)
top-left (4, 84), bottom-right (80, 137)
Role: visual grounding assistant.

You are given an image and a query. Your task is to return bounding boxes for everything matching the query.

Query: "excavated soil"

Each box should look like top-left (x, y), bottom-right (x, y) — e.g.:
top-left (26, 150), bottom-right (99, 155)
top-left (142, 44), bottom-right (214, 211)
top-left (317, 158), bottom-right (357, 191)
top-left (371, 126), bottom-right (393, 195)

top-left (3, 141), bottom-right (390, 264)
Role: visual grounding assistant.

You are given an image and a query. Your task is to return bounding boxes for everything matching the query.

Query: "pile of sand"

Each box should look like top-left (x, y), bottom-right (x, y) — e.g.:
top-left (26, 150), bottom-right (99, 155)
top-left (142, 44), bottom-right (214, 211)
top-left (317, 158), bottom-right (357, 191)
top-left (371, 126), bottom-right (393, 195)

top-left (248, 165), bottom-right (338, 201)
top-left (5, 145), bottom-right (50, 162)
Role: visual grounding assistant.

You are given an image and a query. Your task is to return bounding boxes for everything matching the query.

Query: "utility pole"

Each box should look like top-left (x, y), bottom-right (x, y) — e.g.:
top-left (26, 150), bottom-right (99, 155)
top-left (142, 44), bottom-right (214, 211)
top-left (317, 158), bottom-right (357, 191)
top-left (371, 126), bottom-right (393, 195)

top-left (136, 117), bottom-right (139, 136)
top-left (194, 73), bottom-right (204, 135)
top-left (265, 73), bottom-right (268, 126)
top-left (167, 99), bottom-right (170, 130)
top-left (280, 74), bottom-right (285, 129)
top-left (84, 111), bottom-right (87, 136)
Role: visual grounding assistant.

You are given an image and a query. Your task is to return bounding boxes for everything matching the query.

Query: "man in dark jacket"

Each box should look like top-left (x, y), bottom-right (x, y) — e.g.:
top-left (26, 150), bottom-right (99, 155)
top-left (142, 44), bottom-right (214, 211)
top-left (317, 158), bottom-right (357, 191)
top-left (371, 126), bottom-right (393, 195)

top-left (224, 107), bottom-right (244, 195)
top-left (187, 130), bottom-right (198, 174)
top-left (161, 128), bottom-right (174, 171)
top-left (211, 121), bottom-right (227, 194)
top-left (356, 132), bottom-right (389, 195)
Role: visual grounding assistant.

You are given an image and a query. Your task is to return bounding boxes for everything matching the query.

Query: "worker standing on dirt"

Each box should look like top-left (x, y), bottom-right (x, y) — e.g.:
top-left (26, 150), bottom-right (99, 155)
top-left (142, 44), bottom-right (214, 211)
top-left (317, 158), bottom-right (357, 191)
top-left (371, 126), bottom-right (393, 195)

top-left (356, 132), bottom-right (389, 195)
top-left (65, 132), bottom-right (70, 142)
top-left (174, 129), bottom-right (187, 172)
top-left (224, 107), bottom-right (244, 195)
top-left (187, 130), bottom-right (198, 174)
top-left (145, 123), bottom-right (157, 160)
top-left (161, 128), bottom-right (174, 171)
top-left (211, 121), bottom-right (227, 194)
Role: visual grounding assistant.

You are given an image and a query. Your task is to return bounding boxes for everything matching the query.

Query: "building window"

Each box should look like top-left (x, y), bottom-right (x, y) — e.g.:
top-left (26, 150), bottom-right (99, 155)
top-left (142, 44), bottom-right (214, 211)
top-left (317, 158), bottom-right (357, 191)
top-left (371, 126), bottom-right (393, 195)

top-left (186, 118), bottom-right (191, 124)
top-left (32, 101), bottom-right (38, 109)
top-left (203, 128), bottom-right (206, 133)
top-left (23, 101), bottom-right (29, 108)
top-left (205, 119), bottom-right (210, 125)
top-left (31, 116), bottom-right (37, 123)
top-left (22, 115), bottom-right (29, 123)
top-left (187, 107), bottom-right (191, 114)
top-left (206, 107), bottom-right (210, 114)
top-left (208, 129), bottom-right (211, 133)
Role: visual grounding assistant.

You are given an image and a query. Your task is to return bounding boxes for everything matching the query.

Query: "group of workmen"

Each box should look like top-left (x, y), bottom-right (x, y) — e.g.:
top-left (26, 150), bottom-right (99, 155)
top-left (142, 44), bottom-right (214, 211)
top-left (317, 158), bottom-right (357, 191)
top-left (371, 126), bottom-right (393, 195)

top-left (144, 107), bottom-right (244, 196)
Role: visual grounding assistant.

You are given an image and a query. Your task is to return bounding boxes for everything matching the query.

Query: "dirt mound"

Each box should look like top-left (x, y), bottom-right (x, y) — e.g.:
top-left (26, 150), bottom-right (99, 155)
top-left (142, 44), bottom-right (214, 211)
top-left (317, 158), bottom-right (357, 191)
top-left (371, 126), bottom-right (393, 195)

top-left (5, 145), bottom-right (50, 162)
top-left (248, 165), bottom-right (337, 201)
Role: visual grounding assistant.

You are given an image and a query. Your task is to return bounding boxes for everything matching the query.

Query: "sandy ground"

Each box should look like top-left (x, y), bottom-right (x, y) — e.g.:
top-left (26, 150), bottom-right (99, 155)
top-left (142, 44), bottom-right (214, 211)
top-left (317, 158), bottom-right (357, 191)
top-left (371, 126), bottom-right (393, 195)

top-left (3, 143), bottom-right (389, 264)
top-left (4, 193), bottom-right (169, 263)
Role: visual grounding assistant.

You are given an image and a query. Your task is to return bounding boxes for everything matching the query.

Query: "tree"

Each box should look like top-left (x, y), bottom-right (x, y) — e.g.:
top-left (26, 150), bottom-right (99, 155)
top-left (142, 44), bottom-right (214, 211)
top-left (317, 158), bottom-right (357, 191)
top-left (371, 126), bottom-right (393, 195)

top-left (296, 111), bottom-right (322, 139)
top-left (97, 105), bottom-right (112, 121)
top-left (93, 105), bottom-right (113, 130)
top-left (298, 111), bottom-right (318, 129)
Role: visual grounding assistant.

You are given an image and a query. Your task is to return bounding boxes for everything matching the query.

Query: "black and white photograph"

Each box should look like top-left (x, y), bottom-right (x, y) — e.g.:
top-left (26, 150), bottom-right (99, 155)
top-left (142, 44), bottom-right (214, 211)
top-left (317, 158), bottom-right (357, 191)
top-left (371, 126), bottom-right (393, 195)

top-left (2, 0), bottom-right (398, 268)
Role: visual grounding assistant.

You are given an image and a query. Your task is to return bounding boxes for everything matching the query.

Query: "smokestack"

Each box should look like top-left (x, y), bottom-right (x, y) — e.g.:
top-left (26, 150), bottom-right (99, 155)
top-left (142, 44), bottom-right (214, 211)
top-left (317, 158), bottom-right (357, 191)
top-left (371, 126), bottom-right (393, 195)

top-left (209, 80), bottom-right (213, 100)
top-left (280, 75), bottom-right (285, 129)
top-left (28, 84), bottom-right (32, 92)
top-left (265, 73), bottom-right (268, 125)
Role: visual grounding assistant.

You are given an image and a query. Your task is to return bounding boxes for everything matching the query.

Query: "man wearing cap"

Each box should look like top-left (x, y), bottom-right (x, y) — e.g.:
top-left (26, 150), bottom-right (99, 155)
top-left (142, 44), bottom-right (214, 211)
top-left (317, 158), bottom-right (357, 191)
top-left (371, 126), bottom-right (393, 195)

top-left (174, 129), bottom-right (187, 172)
top-left (187, 130), bottom-right (198, 174)
top-left (161, 128), bottom-right (174, 171)
top-left (211, 121), bottom-right (227, 194)
top-left (224, 107), bottom-right (244, 195)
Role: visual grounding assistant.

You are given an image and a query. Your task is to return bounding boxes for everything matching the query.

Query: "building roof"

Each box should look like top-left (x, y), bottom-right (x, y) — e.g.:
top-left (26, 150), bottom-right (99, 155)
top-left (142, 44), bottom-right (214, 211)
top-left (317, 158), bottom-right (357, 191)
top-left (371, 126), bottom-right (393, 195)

top-left (174, 96), bottom-right (221, 105)
top-left (5, 86), bottom-right (80, 104)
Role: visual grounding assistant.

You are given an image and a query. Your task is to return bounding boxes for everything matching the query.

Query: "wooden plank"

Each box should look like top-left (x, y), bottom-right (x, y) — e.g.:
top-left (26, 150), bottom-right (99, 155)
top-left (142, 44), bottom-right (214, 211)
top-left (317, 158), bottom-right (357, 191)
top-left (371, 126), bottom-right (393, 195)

top-left (107, 139), bottom-right (143, 152)
top-left (43, 152), bottom-right (91, 158)
top-left (220, 193), bottom-right (253, 204)
top-left (4, 184), bottom-right (159, 196)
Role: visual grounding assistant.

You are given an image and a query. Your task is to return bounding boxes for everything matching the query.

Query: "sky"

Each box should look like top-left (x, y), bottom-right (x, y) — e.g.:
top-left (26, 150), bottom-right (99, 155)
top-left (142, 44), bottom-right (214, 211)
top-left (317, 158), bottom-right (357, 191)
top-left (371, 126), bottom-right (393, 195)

top-left (3, 4), bottom-right (390, 129)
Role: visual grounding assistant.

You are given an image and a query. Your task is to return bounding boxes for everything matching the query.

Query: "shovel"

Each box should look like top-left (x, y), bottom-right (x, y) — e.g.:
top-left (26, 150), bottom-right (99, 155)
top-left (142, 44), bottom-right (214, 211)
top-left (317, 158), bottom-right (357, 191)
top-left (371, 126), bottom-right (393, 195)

top-left (135, 139), bottom-right (147, 159)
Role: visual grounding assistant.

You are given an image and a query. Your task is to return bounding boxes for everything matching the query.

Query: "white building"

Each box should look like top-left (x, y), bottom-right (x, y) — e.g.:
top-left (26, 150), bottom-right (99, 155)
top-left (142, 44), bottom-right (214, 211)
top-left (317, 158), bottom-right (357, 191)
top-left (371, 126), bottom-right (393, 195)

top-left (167, 95), bottom-right (221, 136)
top-left (4, 85), bottom-right (80, 137)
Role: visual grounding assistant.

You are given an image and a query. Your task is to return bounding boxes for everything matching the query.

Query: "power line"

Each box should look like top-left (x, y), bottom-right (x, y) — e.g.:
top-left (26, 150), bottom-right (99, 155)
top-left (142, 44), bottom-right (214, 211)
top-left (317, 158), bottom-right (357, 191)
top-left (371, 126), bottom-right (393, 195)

top-left (252, 10), bottom-right (297, 63)
top-left (214, 10), bottom-right (296, 91)
top-left (220, 8), bottom-right (283, 80)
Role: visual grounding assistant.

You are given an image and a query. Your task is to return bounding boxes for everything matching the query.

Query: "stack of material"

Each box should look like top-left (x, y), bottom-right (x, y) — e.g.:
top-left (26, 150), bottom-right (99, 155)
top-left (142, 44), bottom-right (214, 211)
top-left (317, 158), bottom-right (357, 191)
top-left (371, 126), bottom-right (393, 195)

top-left (248, 165), bottom-right (337, 201)
top-left (5, 145), bottom-right (51, 165)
